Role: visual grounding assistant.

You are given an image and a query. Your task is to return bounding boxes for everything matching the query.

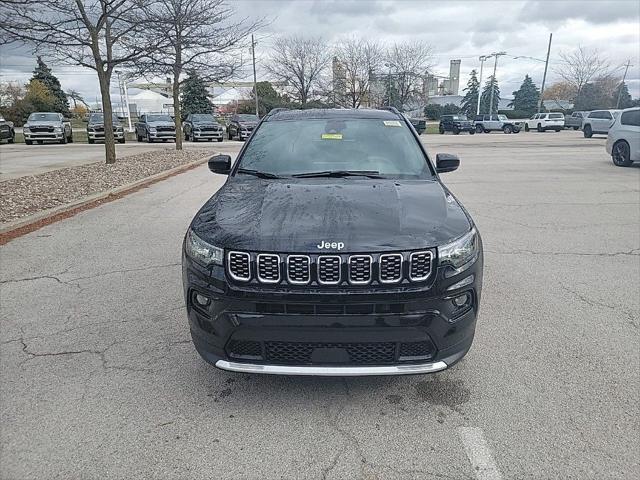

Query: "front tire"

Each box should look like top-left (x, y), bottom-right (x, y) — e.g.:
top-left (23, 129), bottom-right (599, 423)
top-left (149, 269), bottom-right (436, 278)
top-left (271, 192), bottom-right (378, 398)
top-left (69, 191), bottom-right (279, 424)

top-left (537, 123), bottom-right (543, 132)
top-left (25, 139), bottom-right (33, 145)
top-left (573, 126), bottom-right (579, 130)
top-left (217, 137), bottom-right (223, 142)
top-left (146, 131), bottom-right (152, 143)
top-left (475, 124), bottom-right (483, 134)
top-left (503, 125), bottom-right (513, 134)
top-left (439, 125), bottom-right (445, 134)
top-left (59, 135), bottom-right (67, 145)
top-left (469, 129), bottom-right (475, 135)
top-left (118, 138), bottom-right (125, 144)
top-left (8, 133), bottom-right (15, 144)
top-left (453, 126), bottom-right (460, 135)
top-left (88, 138), bottom-right (95, 144)
top-left (612, 140), bottom-right (633, 167)
top-left (524, 124), bottom-right (530, 132)
top-left (583, 125), bottom-right (593, 138)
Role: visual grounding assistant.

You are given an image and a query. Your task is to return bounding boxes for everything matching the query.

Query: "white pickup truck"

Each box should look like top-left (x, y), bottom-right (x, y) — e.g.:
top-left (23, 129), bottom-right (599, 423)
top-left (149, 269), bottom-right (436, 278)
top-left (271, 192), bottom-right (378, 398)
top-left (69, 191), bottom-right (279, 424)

top-left (23, 112), bottom-right (73, 145)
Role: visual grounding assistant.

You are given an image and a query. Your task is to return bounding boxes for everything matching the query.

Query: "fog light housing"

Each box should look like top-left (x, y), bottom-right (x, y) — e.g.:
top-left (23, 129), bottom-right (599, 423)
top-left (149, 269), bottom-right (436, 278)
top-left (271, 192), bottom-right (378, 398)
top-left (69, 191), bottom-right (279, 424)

top-left (194, 293), bottom-right (210, 307)
top-left (452, 292), bottom-right (471, 308)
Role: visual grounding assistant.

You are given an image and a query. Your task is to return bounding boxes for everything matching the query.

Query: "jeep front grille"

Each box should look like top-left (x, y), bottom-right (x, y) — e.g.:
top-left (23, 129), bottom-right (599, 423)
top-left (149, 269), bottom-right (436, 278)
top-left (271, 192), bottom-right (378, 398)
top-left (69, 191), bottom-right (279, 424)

top-left (409, 251), bottom-right (433, 281)
top-left (318, 256), bottom-right (341, 284)
top-left (379, 254), bottom-right (403, 283)
top-left (257, 254), bottom-right (280, 283)
top-left (287, 255), bottom-right (310, 284)
top-left (348, 255), bottom-right (372, 284)
top-left (226, 249), bottom-right (435, 286)
top-left (228, 252), bottom-right (250, 281)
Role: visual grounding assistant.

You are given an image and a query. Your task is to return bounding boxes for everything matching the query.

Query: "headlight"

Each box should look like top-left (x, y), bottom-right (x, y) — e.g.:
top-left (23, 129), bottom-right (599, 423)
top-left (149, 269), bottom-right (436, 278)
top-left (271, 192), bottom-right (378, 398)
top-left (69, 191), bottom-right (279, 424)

top-left (149, 127), bottom-right (157, 132)
top-left (438, 228), bottom-right (478, 277)
top-left (54, 126), bottom-right (62, 132)
top-left (23, 126), bottom-right (30, 132)
top-left (185, 229), bottom-right (223, 266)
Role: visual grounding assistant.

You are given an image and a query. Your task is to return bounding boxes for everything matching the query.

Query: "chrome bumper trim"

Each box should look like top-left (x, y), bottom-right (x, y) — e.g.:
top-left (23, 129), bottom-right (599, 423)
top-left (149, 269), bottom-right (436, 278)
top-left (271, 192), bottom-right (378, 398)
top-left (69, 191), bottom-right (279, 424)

top-left (215, 360), bottom-right (448, 376)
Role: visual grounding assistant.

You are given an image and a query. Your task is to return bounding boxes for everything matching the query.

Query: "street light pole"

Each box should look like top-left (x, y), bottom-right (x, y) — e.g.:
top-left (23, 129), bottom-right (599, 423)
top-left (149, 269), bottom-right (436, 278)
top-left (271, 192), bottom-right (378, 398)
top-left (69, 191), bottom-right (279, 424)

top-left (537, 33), bottom-right (553, 113)
top-left (476, 55), bottom-right (491, 115)
top-left (251, 34), bottom-right (259, 117)
top-left (616, 59), bottom-right (633, 108)
top-left (488, 51), bottom-right (506, 116)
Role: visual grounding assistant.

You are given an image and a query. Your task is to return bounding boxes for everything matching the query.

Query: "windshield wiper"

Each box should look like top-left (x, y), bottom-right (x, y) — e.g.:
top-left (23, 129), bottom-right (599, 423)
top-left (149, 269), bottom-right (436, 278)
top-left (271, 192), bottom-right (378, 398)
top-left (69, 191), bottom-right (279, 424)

top-left (292, 170), bottom-right (383, 179)
top-left (236, 168), bottom-right (282, 179)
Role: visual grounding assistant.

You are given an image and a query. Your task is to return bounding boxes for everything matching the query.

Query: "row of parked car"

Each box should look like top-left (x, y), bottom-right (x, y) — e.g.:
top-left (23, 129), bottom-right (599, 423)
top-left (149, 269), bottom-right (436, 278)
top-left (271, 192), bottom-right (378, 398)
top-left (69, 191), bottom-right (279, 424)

top-left (0, 111), bottom-right (261, 145)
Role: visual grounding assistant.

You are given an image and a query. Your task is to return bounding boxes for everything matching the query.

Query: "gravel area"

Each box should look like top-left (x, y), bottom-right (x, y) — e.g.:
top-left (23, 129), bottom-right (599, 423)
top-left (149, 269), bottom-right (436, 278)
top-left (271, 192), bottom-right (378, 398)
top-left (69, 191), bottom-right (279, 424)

top-left (0, 149), bottom-right (210, 223)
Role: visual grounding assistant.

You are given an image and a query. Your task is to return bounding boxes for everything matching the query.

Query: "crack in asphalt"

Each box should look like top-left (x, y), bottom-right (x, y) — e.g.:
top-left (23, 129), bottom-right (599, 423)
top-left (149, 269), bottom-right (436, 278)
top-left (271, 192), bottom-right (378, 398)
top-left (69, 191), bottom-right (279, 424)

top-left (560, 284), bottom-right (639, 330)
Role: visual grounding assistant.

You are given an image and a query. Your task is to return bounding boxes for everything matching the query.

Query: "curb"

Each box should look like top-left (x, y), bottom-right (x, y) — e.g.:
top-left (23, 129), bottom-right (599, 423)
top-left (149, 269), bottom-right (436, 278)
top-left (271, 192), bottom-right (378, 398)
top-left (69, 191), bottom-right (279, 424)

top-left (0, 155), bottom-right (211, 244)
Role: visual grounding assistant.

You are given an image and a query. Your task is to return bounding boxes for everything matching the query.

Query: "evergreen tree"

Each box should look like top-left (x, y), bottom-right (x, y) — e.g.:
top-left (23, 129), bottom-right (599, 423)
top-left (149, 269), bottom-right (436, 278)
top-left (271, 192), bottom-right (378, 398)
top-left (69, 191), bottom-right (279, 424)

top-left (180, 73), bottom-right (213, 117)
top-left (31, 57), bottom-right (69, 116)
top-left (460, 70), bottom-right (479, 116)
top-left (509, 75), bottom-right (540, 116)
top-left (479, 76), bottom-right (500, 115)
top-left (612, 82), bottom-right (633, 109)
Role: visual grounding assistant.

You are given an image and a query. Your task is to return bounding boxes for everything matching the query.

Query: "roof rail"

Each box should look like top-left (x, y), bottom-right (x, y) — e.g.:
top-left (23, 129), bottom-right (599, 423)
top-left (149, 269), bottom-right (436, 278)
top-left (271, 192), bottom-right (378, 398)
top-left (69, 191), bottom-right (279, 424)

top-left (379, 106), bottom-right (402, 116)
top-left (264, 107), bottom-right (290, 118)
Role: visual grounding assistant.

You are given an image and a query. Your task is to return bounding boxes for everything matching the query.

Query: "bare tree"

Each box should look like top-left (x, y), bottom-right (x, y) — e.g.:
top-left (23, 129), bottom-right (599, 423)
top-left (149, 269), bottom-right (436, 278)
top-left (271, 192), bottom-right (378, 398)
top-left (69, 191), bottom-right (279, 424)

top-left (385, 41), bottom-right (434, 111)
top-left (265, 35), bottom-right (331, 106)
top-left (135, 0), bottom-right (262, 150)
top-left (333, 37), bottom-right (382, 108)
top-left (0, 1), bottom-right (152, 164)
top-left (556, 46), bottom-right (611, 100)
top-left (66, 89), bottom-right (89, 109)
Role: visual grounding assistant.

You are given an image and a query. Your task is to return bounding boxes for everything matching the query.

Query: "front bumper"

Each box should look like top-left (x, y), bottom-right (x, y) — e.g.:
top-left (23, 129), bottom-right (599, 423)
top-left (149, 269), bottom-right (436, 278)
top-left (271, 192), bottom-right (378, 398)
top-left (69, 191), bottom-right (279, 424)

top-left (149, 131), bottom-right (176, 139)
top-left (24, 132), bottom-right (63, 140)
top-left (193, 130), bottom-right (223, 139)
top-left (88, 130), bottom-right (124, 140)
top-left (182, 246), bottom-right (483, 376)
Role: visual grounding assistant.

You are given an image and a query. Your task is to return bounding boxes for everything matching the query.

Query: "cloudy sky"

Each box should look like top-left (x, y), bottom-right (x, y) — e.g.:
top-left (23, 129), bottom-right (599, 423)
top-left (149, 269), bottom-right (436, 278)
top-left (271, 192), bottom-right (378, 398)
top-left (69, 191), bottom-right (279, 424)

top-left (1, 0), bottom-right (639, 104)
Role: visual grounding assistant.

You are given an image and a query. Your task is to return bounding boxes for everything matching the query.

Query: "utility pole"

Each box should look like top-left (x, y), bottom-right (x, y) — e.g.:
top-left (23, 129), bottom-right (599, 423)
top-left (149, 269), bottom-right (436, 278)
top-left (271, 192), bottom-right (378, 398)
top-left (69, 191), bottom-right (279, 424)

top-left (616, 59), bottom-right (633, 108)
top-left (251, 34), bottom-right (259, 117)
top-left (476, 55), bottom-right (490, 115)
top-left (116, 71), bottom-right (133, 132)
top-left (488, 52), bottom-right (506, 116)
top-left (537, 33), bottom-right (553, 113)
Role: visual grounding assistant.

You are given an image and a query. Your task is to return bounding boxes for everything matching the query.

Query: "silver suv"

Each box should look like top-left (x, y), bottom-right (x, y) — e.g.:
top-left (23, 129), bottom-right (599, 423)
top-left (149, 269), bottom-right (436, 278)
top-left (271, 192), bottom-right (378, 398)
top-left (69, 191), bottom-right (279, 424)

top-left (582, 110), bottom-right (622, 138)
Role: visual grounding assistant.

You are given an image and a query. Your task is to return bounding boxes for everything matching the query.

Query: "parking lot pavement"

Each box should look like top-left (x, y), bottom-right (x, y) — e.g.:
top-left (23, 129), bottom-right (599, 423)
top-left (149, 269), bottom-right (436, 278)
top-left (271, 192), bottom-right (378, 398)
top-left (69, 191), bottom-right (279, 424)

top-left (1, 130), bottom-right (638, 479)
top-left (0, 140), bottom-right (243, 181)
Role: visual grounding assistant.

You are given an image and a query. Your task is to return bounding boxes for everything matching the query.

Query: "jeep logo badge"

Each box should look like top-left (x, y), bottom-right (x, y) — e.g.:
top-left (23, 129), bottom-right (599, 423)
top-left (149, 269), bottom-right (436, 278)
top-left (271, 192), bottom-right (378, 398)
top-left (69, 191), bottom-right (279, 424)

top-left (317, 240), bottom-right (344, 251)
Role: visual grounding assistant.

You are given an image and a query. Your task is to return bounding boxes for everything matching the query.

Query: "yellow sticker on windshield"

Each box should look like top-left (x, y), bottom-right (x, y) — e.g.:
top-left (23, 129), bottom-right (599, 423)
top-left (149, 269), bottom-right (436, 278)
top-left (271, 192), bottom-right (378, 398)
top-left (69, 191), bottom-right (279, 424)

top-left (383, 120), bottom-right (401, 127)
top-left (321, 133), bottom-right (343, 140)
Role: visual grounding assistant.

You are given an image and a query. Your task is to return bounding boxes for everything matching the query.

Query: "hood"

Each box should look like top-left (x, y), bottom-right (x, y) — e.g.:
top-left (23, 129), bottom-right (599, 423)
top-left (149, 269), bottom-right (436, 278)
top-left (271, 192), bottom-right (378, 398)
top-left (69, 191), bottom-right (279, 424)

top-left (191, 178), bottom-right (471, 253)
top-left (147, 121), bottom-right (175, 127)
top-left (193, 122), bottom-right (221, 128)
top-left (239, 122), bottom-right (258, 128)
top-left (26, 120), bottom-right (62, 127)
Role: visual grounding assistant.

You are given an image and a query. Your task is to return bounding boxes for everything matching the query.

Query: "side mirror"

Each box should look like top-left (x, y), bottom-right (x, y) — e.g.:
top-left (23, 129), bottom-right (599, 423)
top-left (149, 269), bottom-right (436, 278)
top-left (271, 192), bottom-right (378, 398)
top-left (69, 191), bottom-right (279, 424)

top-left (208, 154), bottom-right (231, 174)
top-left (435, 153), bottom-right (460, 173)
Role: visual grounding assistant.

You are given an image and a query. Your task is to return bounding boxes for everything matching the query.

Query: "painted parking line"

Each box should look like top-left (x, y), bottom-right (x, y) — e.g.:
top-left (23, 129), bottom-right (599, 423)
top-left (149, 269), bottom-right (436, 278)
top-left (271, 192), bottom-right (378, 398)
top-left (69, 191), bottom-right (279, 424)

top-left (458, 427), bottom-right (503, 480)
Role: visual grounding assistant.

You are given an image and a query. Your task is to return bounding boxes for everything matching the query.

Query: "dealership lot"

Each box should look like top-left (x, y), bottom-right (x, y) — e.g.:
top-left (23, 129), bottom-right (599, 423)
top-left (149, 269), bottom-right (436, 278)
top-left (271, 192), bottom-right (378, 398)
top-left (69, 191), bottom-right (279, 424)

top-left (1, 132), bottom-right (638, 478)
top-left (0, 141), bottom-right (241, 180)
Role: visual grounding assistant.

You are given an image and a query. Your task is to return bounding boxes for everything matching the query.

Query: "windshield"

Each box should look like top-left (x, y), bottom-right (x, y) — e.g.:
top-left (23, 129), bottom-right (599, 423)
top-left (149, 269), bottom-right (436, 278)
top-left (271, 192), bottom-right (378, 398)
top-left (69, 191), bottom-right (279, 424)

top-left (28, 113), bottom-right (60, 121)
top-left (89, 113), bottom-right (119, 123)
top-left (498, 115), bottom-right (508, 121)
top-left (238, 114), bottom-right (259, 122)
top-left (147, 115), bottom-right (172, 122)
top-left (237, 118), bottom-right (432, 179)
top-left (192, 114), bottom-right (215, 122)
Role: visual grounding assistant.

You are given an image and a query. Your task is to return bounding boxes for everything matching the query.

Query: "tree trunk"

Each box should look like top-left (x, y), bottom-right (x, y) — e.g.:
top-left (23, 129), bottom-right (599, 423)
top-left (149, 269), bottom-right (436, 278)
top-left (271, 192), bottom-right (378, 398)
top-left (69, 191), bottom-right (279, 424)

top-left (173, 71), bottom-right (182, 150)
top-left (97, 70), bottom-right (116, 164)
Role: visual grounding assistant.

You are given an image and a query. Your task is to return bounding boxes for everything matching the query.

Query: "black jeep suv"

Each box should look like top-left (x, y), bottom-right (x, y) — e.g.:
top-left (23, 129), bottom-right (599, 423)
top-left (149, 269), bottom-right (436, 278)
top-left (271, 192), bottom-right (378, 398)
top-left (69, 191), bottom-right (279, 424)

top-left (439, 114), bottom-right (475, 135)
top-left (183, 108), bottom-right (483, 376)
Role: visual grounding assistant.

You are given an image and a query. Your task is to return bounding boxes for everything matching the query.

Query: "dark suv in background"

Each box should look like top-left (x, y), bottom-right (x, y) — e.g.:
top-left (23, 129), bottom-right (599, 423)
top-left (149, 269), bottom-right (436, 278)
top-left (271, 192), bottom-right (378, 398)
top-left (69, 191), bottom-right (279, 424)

top-left (227, 113), bottom-right (259, 140)
top-left (439, 114), bottom-right (475, 135)
top-left (183, 113), bottom-right (224, 142)
top-left (183, 107), bottom-right (483, 376)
